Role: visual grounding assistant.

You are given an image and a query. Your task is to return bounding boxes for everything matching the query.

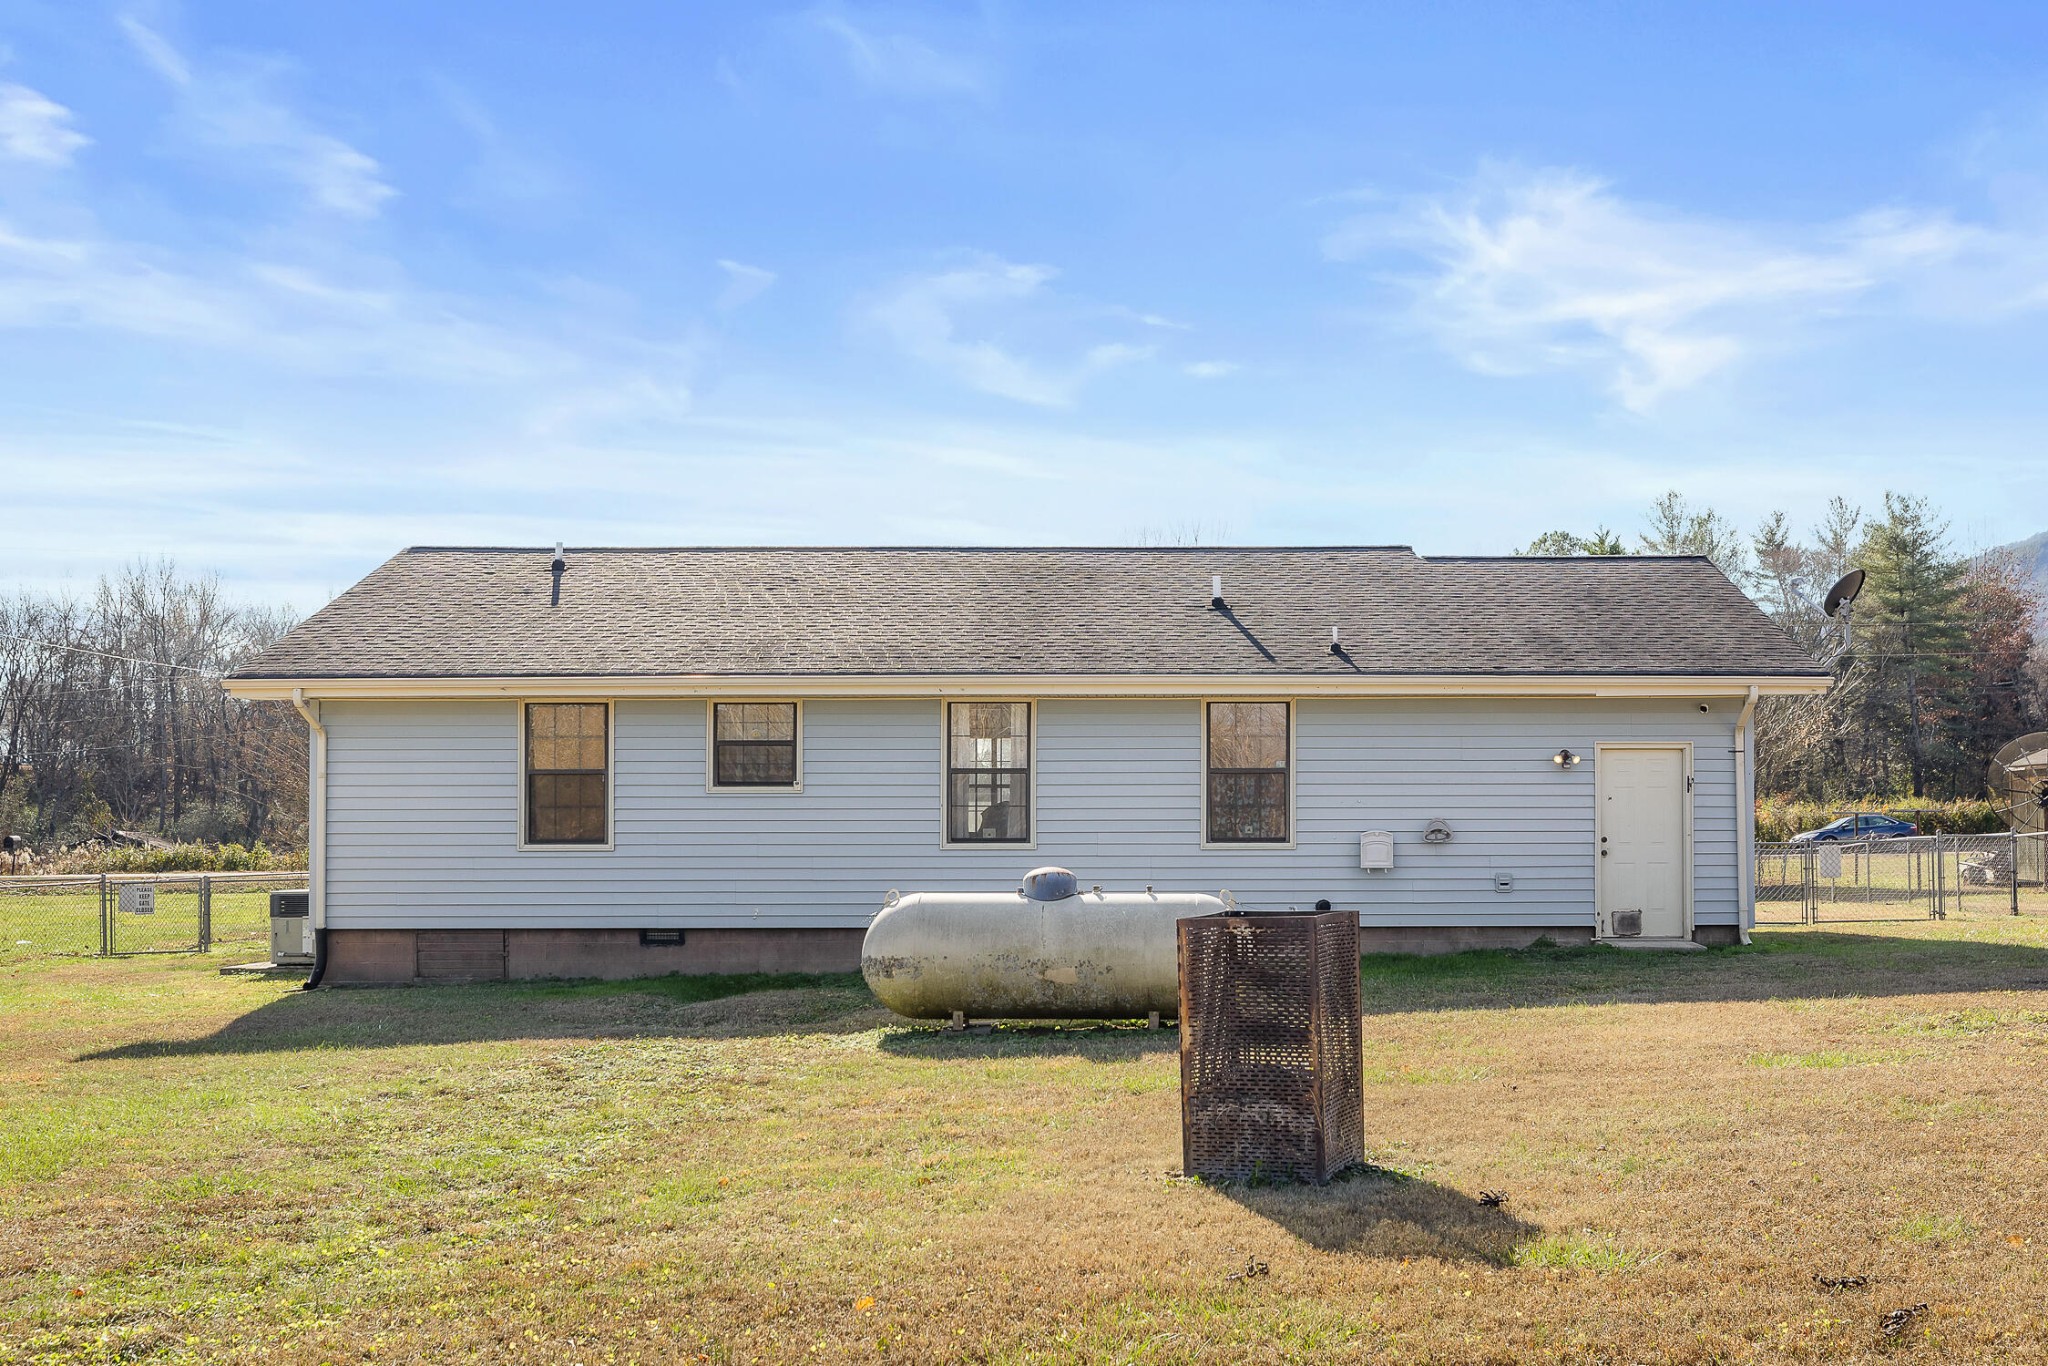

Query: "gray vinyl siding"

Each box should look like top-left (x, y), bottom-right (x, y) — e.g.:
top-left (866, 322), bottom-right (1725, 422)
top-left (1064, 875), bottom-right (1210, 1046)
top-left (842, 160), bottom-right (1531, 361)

top-left (321, 696), bottom-right (1742, 931)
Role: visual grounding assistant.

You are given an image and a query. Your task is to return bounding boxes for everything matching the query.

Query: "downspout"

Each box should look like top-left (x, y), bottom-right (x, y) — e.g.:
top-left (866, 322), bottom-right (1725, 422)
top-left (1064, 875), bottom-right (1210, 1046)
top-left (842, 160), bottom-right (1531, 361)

top-left (290, 688), bottom-right (329, 989)
top-left (1734, 686), bottom-right (1759, 946)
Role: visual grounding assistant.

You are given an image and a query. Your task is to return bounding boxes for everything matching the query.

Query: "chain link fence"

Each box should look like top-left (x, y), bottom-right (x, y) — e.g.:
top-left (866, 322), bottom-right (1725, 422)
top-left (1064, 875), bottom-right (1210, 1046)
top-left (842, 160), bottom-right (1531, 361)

top-left (1, 871), bottom-right (309, 959)
top-left (1756, 831), bottom-right (2048, 924)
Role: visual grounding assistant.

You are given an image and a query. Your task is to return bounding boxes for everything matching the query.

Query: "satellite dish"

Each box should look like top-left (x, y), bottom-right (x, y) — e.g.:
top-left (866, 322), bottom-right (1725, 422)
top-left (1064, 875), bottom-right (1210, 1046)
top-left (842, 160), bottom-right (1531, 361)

top-left (1988, 732), bottom-right (2048, 834)
top-left (1822, 569), bottom-right (1866, 619)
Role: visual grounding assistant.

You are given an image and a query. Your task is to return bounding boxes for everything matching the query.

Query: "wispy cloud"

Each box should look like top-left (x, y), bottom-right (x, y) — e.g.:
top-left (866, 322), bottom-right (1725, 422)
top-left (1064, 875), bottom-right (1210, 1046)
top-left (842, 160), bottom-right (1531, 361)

top-left (866, 255), bottom-right (1154, 406)
top-left (0, 82), bottom-right (89, 164)
top-left (715, 258), bottom-right (777, 311)
top-left (0, 218), bottom-right (567, 379)
top-left (805, 5), bottom-right (986, 99)
top-left (1183, 360), bottom-right (1240, 379)
top-left (434, 77), bottom-right (571, 210)
top-left (1326, 164), bottom-right (1992, 411)
top-left (118, 13), bottom-right (395, 218)
top-left (523, 371), bottom-right (697, 439)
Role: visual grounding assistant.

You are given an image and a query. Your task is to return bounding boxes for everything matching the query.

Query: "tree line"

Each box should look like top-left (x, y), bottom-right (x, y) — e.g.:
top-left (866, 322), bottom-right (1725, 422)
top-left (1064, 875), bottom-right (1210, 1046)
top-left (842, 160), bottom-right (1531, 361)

top-left (0, 562), bottom-right (306, 849)
top-left (1526, 491), bottom-right (2046, 802)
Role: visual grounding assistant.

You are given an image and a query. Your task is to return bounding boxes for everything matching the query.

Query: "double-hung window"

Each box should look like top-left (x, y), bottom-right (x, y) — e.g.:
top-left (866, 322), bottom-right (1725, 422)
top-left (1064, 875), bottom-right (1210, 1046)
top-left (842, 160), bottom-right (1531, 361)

top-left (711, 702), bottom-right (800, 789)
top-left (946, 702), bottom-right (1031, 843)
top-left (524, 702), bottom-right (610, 846)
top-left (1206, 701), bottom-right (1290, 844)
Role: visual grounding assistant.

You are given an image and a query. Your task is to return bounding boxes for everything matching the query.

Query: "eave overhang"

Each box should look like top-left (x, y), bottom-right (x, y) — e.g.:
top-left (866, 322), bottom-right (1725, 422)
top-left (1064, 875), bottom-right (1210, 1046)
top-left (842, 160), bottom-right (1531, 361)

top-left (223, 671), bottom-right (1835, 702)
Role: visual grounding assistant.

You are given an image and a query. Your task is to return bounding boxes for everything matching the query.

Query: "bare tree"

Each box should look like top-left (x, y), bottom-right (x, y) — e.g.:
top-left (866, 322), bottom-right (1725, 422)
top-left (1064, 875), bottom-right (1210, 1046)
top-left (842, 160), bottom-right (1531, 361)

top-left (0, 562), bottom-right (305, 848)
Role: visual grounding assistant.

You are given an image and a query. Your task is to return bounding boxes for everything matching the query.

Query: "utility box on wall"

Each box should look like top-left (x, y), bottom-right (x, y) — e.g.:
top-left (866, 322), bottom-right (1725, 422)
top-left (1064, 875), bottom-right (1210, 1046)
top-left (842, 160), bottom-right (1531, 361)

top-left (1177, 909), bottom-right (1364, 1184)
top-left (1359, 831), bottom-right (1394, 871)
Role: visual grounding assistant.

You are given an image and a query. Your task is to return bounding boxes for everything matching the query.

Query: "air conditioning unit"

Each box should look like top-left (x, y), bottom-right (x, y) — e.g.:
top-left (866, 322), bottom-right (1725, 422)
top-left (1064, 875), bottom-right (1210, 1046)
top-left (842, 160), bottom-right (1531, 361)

top-left (270, 890), bottom-right (313, 965)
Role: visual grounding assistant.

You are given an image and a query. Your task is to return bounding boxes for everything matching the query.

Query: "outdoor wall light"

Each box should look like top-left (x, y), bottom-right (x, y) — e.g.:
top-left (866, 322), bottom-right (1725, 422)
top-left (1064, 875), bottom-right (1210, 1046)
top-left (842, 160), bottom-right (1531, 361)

top-left (1553, 748), bottom-right (1581, 768)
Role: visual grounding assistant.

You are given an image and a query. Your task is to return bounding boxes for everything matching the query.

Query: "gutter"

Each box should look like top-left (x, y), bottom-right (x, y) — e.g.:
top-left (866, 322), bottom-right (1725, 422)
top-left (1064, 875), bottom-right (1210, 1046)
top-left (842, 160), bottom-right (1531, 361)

top-left (1734, 685), bottom-right (1759, 946)
top-left (290, 688), bottom-right (329, 989)
top-left (224, 671), bottom-right (1837, 703)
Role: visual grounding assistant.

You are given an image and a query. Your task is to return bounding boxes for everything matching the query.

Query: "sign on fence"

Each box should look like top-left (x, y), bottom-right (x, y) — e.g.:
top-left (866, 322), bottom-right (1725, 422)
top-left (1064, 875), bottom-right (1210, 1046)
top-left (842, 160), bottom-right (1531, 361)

top-left (2, 871), bottom-right (309, 958)
top-left (1817, 845), bottom-right (1842, 880)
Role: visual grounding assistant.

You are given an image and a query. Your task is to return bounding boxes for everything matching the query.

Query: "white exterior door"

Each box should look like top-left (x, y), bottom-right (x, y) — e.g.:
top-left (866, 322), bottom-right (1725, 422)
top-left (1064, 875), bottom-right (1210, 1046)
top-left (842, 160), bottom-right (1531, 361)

top-left (1597, 745), bottom-right (1690, 939)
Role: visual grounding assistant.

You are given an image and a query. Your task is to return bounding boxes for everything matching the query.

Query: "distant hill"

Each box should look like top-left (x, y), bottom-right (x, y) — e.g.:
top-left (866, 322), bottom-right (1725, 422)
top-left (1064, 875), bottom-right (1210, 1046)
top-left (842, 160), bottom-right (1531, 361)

top-left (1994, 529), bottom-right (2048, 600)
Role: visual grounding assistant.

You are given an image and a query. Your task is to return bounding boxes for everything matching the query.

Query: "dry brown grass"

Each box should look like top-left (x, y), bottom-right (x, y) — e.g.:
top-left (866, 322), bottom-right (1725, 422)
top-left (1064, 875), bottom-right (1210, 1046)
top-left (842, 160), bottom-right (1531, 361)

top-left (5, 919), bottom-right (2048, 1363)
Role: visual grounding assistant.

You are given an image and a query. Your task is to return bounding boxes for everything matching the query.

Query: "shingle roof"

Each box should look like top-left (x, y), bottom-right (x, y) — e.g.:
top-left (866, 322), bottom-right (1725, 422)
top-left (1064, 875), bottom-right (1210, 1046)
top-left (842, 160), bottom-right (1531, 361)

top-left (229, 546), bottom-right (1826, 680)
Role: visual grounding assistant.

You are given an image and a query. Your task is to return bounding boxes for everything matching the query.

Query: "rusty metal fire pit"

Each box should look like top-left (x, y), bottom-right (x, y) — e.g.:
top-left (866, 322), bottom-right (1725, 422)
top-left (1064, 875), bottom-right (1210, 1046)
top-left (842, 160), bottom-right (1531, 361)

top-left (1177, 909), bottom-right (1363, 1184)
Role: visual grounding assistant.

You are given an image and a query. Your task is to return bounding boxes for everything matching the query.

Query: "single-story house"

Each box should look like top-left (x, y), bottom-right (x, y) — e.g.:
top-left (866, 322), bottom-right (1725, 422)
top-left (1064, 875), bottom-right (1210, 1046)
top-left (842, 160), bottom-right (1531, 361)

top-left (223, 546), bottom-right (1829, 985)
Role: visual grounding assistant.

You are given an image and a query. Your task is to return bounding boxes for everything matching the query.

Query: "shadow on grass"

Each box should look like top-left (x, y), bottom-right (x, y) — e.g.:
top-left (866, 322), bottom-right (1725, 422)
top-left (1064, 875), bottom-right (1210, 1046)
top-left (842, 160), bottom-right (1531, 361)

top-left (1218, 1165), bottom-right (1540, 1264)
top-left (874, 1021), bottom-right (1180, 1061)
top-left (78, 971), bottom-right (885, 1060)
top-left (75, 925), bottom-right (2048, 1060)
top-left (1358, 927), bottom-right (2048, 1016)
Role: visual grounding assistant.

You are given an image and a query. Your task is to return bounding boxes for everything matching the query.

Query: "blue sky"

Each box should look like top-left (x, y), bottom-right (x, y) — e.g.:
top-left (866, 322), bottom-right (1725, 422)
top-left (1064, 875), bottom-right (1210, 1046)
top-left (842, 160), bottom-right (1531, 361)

top-left (3, 1), bottom-right (2048, 609)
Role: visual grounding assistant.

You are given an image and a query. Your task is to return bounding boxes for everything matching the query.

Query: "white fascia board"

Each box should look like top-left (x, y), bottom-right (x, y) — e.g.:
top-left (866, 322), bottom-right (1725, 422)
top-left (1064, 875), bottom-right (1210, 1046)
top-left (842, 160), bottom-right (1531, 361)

top-left (223, 672), bottom-right (1834, 702)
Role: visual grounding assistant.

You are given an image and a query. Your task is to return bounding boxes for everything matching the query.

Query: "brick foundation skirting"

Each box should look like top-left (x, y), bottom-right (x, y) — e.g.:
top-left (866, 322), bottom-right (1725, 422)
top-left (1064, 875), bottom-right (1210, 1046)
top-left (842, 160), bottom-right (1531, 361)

top-left (1357, 925), bottom-right (1595, 954)
top-left (323, 927), bottom-right (865, 985)
top-left (320, 920), bottom-right (1735, 986)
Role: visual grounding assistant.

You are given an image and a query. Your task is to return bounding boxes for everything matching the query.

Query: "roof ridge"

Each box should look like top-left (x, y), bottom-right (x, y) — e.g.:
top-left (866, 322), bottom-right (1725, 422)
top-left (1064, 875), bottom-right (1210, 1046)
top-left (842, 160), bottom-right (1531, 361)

top-left (1422, 553), bottom-right (1716, 563)
top-left (400, 544), bottom-right (1424, 554)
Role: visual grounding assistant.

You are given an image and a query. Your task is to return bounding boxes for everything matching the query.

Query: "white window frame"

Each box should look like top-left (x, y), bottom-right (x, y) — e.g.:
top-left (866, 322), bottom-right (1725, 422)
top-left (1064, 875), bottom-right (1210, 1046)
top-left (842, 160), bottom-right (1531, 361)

top-left (704, 699), bottom-right (805, 794)
top-left (939, 699), bottom-right (1038, 850)
top-left (516, 699), bottom-right (616, 852)
top-left (1200, 697), bottom-right (1297, 851)
top-left (1592, 740), bottom-right (1695, 940)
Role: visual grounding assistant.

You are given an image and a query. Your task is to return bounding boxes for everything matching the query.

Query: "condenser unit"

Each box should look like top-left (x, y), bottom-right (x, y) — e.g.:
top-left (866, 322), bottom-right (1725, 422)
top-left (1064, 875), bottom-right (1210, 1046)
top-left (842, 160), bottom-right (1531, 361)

top-left (270, 890), bottom-right (313, 965)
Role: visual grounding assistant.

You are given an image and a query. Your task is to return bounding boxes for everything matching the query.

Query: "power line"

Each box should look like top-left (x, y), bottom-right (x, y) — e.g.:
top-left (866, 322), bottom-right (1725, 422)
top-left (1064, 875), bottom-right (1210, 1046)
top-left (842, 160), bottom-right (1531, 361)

top-left (0, 632), bottom-right (215, 675)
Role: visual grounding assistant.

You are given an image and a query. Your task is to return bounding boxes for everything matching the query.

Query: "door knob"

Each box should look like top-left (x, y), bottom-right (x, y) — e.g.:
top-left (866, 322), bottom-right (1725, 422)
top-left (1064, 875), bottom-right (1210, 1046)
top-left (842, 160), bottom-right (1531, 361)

top-left (1600, 849), bottom-right (1609, 857)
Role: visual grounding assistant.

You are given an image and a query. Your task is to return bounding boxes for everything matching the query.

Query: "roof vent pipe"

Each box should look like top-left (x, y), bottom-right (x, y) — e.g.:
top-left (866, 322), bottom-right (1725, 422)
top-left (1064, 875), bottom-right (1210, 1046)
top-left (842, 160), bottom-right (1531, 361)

top-left (1210, 575), bottom-right (1225, 611)
top-left (1330, 626), bottom-right (1342, 653)
top-left (550, 543), bottom-right (566, 574)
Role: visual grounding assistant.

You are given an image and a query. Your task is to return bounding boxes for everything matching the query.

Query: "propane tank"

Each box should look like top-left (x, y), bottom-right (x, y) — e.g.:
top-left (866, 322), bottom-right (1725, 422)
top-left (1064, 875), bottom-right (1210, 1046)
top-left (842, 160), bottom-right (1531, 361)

top-left (861, 868), bottom-right (1228, 1019)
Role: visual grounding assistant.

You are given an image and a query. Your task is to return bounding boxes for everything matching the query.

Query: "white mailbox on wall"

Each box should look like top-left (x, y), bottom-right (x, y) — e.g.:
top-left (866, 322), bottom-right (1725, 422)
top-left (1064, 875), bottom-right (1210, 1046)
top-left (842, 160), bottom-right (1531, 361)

top-left (1359, 830), bottom-right (1395, 871)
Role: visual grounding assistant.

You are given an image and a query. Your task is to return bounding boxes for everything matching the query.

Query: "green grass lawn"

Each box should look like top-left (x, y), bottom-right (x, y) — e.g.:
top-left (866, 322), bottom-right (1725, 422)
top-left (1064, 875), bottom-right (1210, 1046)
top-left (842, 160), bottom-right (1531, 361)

top-left (5, 920), bottom-right (2048, 1363)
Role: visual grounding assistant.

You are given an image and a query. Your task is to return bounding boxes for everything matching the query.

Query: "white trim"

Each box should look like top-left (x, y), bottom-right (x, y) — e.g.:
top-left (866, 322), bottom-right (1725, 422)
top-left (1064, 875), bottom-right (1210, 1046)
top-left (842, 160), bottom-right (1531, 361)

top-left (289, 689), bottom-right (326, 932)
top-left (705, 699), bottom-right (804, 794)
top-left (515, 699), bottom-right (617, 853)
top-left (1593, 741), bottom-right (1694, 941)
top-left (224, 671), bottom-right (1834, 702)
top-left (1735, 685), bottom-right (1759, 943)
top-left (1200, 697), bottom-right (1297, 851)
top-left (939, 698), bottom-right (1038, 851)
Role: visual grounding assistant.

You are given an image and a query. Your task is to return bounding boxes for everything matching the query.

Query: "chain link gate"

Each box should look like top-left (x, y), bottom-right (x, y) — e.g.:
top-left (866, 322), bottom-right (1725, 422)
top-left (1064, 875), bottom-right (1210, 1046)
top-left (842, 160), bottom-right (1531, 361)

top-left (2, 871), bottom-right (307, 958)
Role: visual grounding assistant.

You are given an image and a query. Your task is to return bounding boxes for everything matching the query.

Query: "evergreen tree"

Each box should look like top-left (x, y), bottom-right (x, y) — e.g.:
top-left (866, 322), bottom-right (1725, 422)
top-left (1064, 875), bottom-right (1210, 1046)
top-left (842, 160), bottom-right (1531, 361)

top-left (1855, 494), bottom-right (1968, 797)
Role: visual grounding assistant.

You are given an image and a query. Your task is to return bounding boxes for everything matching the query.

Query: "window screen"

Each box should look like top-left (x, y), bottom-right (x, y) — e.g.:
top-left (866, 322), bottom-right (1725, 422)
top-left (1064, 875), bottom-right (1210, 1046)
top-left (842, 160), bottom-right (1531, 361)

top-left (713, 702), bottom-right (798, 787)
top-left (525, 702), bottom-right (608, 845)
top-left (947, 702), bottom-right (1030, 843)
top-left (1207, 701), bottom-right (1289, 843)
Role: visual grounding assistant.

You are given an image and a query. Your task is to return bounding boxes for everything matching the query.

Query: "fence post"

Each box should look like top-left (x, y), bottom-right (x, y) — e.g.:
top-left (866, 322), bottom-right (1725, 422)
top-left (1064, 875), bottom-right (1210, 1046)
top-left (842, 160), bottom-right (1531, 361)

top-left (2013, 833), bottom-right (2022, 917)
top-left (1805, 845), bottom-right (1816, 925)
top-left (98, 873), bottom-right (109, 956)
top-left (1934, 833), bottom-right (1945, 920)
top-left (198, 876), bottom-right (212, 952)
